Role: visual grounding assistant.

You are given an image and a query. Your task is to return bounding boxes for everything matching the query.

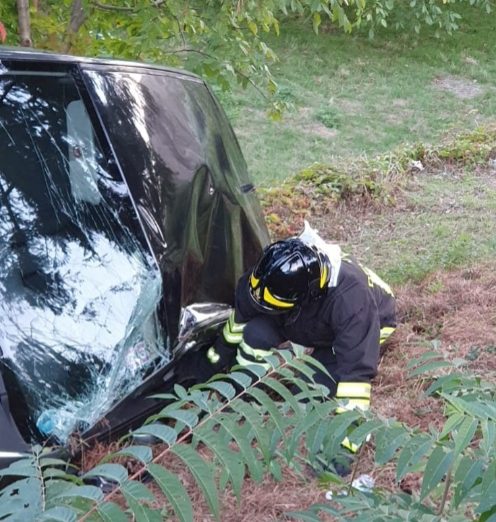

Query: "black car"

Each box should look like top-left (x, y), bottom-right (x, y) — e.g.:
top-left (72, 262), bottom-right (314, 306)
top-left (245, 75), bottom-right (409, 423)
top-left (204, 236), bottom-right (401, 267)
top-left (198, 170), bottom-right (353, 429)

top-left (0, 48), bottom-right (269, 470)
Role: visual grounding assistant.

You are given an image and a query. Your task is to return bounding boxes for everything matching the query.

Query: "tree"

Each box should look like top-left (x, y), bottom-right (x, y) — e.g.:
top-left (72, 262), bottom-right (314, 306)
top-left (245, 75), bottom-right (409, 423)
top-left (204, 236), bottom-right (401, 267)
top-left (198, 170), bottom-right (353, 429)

top-left (0, 1), bottom-right (493, 111)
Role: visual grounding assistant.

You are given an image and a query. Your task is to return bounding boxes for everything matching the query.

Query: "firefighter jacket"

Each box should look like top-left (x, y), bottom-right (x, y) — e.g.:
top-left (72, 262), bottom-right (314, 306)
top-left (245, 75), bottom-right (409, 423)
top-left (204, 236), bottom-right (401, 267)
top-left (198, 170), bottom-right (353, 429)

top-left (215, 253), bottom-right (396, 414)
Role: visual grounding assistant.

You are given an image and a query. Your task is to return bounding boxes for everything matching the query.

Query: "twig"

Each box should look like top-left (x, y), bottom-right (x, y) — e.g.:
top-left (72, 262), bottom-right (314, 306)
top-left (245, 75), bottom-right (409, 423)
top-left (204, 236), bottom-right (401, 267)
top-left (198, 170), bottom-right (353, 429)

top-left (346, 440), bottom-right (367, 496)
top-left (90, 1), bottom-right (136, 12)
top-left (437, 468), bottom-right (452, 516)
top-left (166, 47), bottom-right (269, 100)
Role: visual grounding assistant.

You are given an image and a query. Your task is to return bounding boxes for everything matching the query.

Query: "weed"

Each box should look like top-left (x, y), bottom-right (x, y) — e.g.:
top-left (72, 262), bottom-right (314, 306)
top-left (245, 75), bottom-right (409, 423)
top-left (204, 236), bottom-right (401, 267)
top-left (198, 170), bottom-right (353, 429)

top-left (314, 106), bottom-right (340, 129)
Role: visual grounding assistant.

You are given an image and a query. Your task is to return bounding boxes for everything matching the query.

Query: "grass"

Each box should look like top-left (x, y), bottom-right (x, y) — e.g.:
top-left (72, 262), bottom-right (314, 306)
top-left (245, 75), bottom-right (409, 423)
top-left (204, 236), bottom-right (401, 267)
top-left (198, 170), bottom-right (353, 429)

top-left (260, 126), bottom-right (496, 286)
top-left (218, 5), bottom-right (496, 186)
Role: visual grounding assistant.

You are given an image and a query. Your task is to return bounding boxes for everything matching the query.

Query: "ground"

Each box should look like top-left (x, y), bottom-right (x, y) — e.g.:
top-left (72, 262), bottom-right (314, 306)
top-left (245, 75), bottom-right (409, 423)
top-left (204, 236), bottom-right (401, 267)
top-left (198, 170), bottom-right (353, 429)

top-left (80, 130), bottom-right (496, 520)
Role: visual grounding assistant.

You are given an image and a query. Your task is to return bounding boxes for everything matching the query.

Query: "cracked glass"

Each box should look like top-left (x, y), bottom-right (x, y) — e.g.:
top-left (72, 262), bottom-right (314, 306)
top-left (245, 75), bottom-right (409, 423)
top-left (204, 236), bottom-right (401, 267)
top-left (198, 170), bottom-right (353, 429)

top-left (0, 71), bottom-right (168, 443)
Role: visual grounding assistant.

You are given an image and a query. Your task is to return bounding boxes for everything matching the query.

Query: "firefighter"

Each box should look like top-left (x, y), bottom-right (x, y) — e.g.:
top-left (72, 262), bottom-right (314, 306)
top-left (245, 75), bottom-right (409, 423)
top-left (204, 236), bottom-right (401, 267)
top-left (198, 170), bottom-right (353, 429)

top-left (182, 222), bottom-right (396, 473)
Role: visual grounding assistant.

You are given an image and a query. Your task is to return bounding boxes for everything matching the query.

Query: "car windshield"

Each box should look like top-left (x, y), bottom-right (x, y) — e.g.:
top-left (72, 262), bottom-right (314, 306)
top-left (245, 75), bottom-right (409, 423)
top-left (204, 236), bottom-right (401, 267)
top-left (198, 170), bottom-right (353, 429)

top-left (0, 71), bottom-right (168, 443)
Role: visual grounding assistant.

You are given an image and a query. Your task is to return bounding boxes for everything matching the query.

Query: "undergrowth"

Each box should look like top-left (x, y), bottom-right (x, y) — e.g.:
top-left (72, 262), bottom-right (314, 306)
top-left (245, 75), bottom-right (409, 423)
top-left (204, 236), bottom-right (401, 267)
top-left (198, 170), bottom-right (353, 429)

top-left (260, 125), bottom-right (496, 238)
top-left (1, 347), bottom-right (495, 521)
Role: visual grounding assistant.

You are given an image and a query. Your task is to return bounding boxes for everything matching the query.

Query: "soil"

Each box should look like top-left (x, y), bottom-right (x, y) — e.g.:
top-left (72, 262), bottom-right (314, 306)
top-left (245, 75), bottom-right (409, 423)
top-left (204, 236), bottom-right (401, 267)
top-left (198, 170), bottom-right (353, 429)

top-left (432, 75), bottom-right (484, 99)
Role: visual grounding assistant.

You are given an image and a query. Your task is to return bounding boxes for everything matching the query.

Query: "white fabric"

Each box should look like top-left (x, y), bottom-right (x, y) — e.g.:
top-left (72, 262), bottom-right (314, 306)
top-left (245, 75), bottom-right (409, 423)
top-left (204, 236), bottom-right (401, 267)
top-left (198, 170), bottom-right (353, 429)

top-left (298, 221), bottom-right (342, 288)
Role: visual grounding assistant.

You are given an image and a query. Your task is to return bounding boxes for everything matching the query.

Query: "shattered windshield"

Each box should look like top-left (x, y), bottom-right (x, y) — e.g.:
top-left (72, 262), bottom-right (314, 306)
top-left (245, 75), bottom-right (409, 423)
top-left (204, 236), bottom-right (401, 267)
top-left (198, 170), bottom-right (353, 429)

top-left (0, 71), bottom-right (168, 443)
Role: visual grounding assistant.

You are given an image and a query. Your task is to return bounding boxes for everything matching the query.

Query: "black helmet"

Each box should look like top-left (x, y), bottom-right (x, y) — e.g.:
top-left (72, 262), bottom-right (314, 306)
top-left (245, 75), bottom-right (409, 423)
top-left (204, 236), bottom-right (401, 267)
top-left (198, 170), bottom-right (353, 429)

top-left (248, 238), bottom-right (331, 313)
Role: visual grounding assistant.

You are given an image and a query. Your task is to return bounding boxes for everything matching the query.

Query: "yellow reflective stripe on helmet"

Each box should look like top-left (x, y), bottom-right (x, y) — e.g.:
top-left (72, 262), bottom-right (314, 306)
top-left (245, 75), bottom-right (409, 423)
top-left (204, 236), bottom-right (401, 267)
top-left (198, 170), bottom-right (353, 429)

top-left (336, 382), bottom-right (371, 399)
top-left (320, 264), bottom-right (328, 289)
top-left (239, 341), bottom-right (272, 361)
top-left (380, 326), bottom-right (395, 344)
top-left (250, 273), bottom-right (260, 289)
top-left (236, 351), bottom-right (270, 371)
top-left (336, 398), bottom-right (370, 413)
top-left (341, 437), bottom-right (359, 453)
top-left (263, 287), bottom-right (294, 309)
top-left (206, 346), bottom-right (220, 364)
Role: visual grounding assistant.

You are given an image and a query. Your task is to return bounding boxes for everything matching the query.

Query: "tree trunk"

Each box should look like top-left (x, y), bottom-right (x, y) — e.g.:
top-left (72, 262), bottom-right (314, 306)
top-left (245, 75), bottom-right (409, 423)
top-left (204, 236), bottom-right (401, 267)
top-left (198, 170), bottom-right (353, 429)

top-left (17, 0), bottom-right (32, 47)
top-left (63, 0), bottom-right (87, 53)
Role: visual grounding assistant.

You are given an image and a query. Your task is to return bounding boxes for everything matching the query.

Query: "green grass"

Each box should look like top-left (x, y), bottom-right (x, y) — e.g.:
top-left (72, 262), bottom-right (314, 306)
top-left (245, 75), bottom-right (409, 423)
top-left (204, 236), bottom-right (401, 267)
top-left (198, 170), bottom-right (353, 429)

top-left (218, 5), bottom-right (496, 186)
top-left (346, 169), bottom-right (496, 286)
top-left (261, 126), bottom-right (496, 286)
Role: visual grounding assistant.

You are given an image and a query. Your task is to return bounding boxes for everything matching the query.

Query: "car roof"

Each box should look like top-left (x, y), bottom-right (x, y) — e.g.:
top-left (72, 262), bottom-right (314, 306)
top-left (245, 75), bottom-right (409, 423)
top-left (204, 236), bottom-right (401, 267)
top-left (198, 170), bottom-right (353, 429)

top-left (0, 47), bottom-right (202, 82)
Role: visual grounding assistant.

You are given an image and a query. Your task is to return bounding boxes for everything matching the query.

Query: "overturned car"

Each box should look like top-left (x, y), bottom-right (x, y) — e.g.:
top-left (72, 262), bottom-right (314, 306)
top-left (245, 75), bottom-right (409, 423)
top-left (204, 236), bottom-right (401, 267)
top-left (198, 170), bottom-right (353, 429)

top-left (0, 48), bottom-right (269, 469)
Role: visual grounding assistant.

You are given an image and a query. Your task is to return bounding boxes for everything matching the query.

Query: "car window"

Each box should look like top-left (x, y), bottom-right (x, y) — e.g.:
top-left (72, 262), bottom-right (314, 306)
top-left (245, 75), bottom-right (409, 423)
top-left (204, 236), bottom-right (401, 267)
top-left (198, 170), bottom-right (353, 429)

top-left (0, 71), bottom-right (168, 443)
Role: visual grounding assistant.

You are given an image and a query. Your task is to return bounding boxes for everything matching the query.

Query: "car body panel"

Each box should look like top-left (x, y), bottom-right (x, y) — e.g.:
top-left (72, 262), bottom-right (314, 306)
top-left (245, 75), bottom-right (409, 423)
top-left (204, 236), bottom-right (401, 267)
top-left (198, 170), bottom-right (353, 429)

top-left (0, 49), bottom-right (268, 469)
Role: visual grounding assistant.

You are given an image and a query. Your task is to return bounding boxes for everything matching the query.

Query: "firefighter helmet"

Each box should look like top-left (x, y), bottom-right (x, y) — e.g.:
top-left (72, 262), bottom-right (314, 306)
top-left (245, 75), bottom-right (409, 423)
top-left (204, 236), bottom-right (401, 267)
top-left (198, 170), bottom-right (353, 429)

top-left (248, 239), bottom-right (331, 313)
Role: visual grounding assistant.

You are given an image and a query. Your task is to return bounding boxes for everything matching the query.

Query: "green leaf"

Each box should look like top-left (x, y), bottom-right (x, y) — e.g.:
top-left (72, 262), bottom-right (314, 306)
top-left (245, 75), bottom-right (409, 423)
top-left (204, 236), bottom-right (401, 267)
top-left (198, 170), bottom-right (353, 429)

top-left (148, 463), bottom-right (193, 522)
top-left (479, 505), bottom-right (496, 522)
top-left (230, 399), bottom-right (271, 462)
top-left (114, 445), bottom-right (153, 464)
top-left (97, 502), bottom-right (128, 522)
top-left (0, 457), bottom-right (38, 478)
top-left (312, 12), bottom-right (321, 33)
top-left (480, 419), bottom-right (496, 457)
top-left (263, 376), bottom-right (305, 415)
top-left (204, 381), bottom-right (237, 400)
top-left (52, 485), bottom-right (104, 502)
top-left (121, 480), bottom-right (156, 502)
top-left (420, 447), bottom-right (454, 500)
top-left (307, 418), bottom-right (330, 458)
top-left (375, 425), bottom-right (411, 465)
top-left (349, 419), bottom-right (384, 446)
top-left (478, 491), bottom-right (496, 519)
top-left (0, 478), bottom-right (41, 519)
top-left (298, 353), bottom-right (334, 380)
top-left (159, 409), bottom-right (199, 429)
top-left (123, 494), bottom-right (163, 522)
top-left (442, 395), bottom-right (490, 420)
top-left (227, 370), bottom-right (254, 389)
top-left (322, 411), bottom-right (362, 459)
top-left (286, 510), bottom-right (322, 521)
top-left (246, 386), bottom-right (289, 436)
top-left (284, 358), bottom-right (318, 383)
top-left (269, 459), bottom-right (282, 481)
top-left (171, 445), bottom-right (220, 521)
top-left (133, 424), bottom-right (178, 445)
top-left (453, 457), bottom-right (484, 508)
top-left (216, 415), bottom-right (264, 483)
top-left (408, 359), bottom-right (452, 377)
top-left (287, 408), bottom-right (323, 459)
top-left (194, 422), bottom-right (245, 500)
top-left (452, 416), bottom-right (478, 457)
top-left (406, 350), bottom-right (442, 369)
top-left (173, 384), bottom-right (189, 399)
top-left (38, 507), bottom-right (78, 521)
top-left (39, 457), bottom-right (74, 469)
top-left (439, 412), bottom-right (465, 439)
top-left (397, 434), bottom-right (433, 481)
top-left (425, 373), bottom-right (462, 396)
top-left (84, 463), bottom-right (128, 484)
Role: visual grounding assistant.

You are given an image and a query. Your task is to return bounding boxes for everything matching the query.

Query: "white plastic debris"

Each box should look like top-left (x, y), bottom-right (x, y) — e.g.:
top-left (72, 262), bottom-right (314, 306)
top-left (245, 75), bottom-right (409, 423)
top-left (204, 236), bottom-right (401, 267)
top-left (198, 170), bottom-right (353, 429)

top-left (351, 474), bottom-right (375, 493)
top-left (409, 160), bottom-right (424, 171)
top-left (325, 474), bottom-right (375, 500)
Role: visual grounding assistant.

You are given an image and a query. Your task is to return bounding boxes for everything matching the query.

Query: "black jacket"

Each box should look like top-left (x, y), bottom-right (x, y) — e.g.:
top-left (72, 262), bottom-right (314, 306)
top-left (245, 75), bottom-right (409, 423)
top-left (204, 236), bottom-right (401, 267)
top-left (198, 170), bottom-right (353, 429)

top-left (225, 255), bottom-right (396, 398)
